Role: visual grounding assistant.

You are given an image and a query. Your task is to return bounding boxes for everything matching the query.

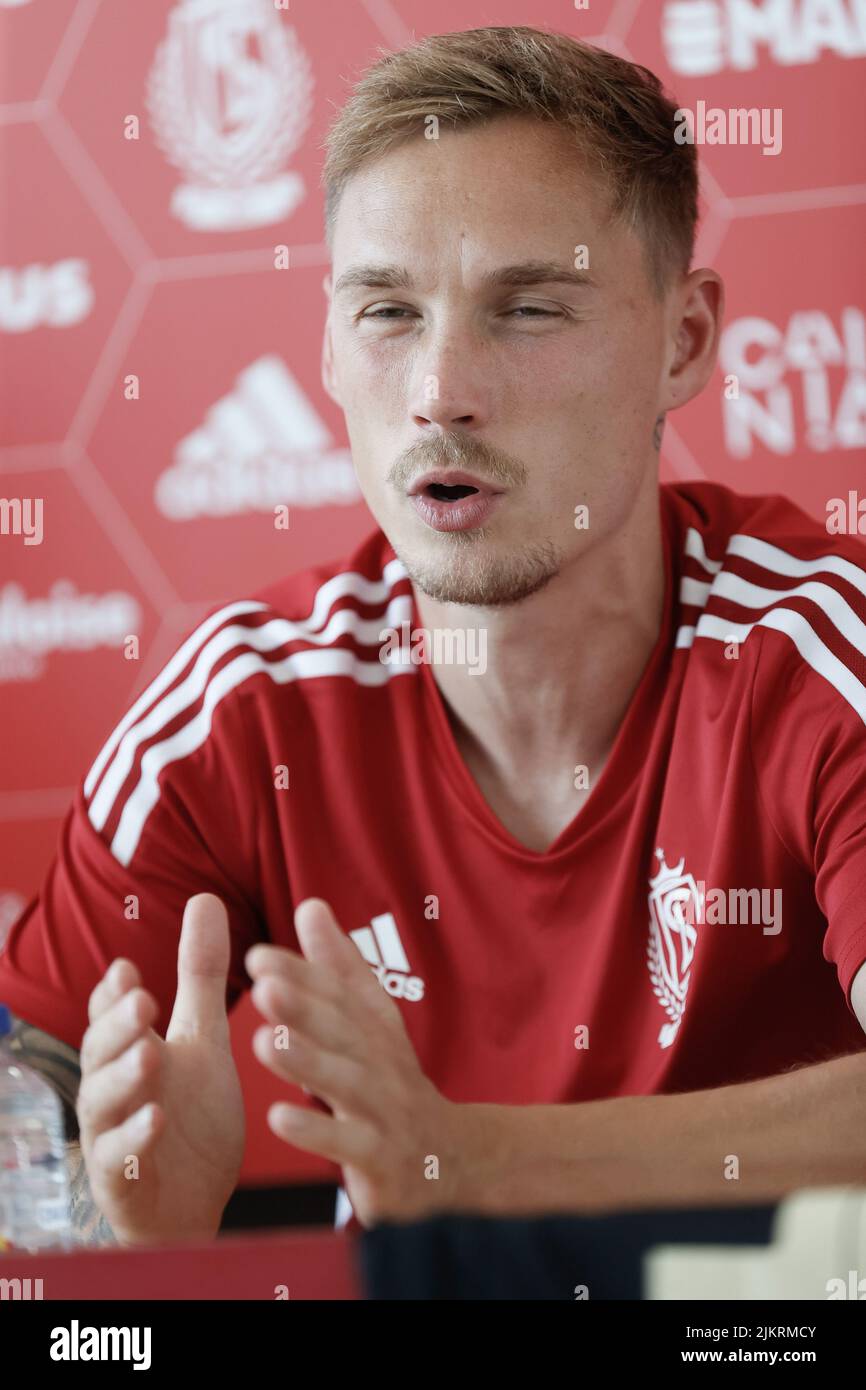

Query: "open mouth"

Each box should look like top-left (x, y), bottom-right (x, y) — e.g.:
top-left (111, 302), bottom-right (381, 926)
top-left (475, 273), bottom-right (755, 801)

top-left (425, 482), bottom-right (480, 502)
top-left (407, 471), bottom-right (505, 533)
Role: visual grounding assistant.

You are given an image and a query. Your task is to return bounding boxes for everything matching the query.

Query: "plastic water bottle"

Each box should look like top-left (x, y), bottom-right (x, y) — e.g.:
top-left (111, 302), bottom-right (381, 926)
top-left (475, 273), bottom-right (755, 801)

top-left (0, 1003), bottom-right (73, 1253)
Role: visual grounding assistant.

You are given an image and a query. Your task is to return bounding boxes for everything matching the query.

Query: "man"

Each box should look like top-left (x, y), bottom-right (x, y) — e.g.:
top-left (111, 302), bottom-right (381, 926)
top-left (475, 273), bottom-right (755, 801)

top-left (2, 26), bottom-right (865, 1247)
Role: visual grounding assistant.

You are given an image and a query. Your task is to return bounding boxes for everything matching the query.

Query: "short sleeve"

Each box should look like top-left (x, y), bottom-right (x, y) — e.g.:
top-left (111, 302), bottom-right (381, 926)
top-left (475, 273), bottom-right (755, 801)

top-left (811, 699), bottom-right (866, 1008)
top-left (0, 615), bottom-right (269, 1050)
top-left (750, 623), bottom-right (866, 1012)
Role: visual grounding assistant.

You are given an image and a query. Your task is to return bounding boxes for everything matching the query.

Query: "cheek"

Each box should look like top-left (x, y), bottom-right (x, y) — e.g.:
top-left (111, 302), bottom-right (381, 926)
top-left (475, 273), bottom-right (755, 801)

top-left (512, 325), bottom-right (644, 416)
top-left (597, 324), bottom-right (660, 394)
top-left (570, 339), bottom-right (663, 453)
top-left (340, 330), bottom-right (408, 389)
top-left (341, 357), bottom-right (411, 454)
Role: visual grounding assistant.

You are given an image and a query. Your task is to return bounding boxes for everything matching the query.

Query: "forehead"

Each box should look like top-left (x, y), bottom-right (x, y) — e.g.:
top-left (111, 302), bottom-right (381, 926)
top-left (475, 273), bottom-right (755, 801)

top-left (330, 115), bottom-right (621, 268)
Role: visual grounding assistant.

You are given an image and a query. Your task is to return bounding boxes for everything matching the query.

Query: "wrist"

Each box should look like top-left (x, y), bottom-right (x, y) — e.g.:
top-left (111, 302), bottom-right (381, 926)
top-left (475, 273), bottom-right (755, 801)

top-left (112, 1208), bottom-right (223, 1248)
top-left (444, 1096), bottom-right (657, 1219)
top-left (444, 1100), bottom-right (514, 1217)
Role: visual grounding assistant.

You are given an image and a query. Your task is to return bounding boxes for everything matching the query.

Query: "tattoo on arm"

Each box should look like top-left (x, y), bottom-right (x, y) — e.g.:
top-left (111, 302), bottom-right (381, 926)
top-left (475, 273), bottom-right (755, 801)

top-left (6, 1012), bottom-right (116, 1246)
top-left (653, 414), bottom-right (666, 450)
top-left (67, 1142), bottom-right (117, 1247)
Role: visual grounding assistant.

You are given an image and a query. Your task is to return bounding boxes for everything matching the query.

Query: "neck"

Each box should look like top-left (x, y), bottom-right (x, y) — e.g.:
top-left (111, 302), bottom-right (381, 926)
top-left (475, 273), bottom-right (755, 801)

top-left (412, 478), bottom-right (667, 787)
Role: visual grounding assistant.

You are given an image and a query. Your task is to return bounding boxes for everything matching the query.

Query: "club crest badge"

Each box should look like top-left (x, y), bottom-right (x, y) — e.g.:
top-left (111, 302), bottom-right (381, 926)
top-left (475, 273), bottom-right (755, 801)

top-left (146, 0), bottom-right (315, 231)
top-left (646, 848), bottom-right (703, 1049)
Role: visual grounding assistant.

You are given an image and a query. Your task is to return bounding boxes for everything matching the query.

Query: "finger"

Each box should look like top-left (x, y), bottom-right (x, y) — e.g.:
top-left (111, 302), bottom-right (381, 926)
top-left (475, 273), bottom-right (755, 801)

top-left (87, 958), bottom-right (142, 1025)
top-left (294, 899), bottom-right (368, 978)
top-left (267, 1100), bottom-right (377, 1169)
top-left (77, 1035), bottom-right (161, 1138)
top-left (80, 988), bottom-right (159, 1075)
top-left (167, 893), bottom-right (231, 1044)
top-left (90, 1103), bottom-right (166, 1200)
top-left (295, 901), bottom-right (412, 1023)
top-left (245, 941), bottom-right (345, 1006)
top-left (250, 972), bottom-right (354, 1053)
top-left (251, 1024), bottom-right (372, 1117)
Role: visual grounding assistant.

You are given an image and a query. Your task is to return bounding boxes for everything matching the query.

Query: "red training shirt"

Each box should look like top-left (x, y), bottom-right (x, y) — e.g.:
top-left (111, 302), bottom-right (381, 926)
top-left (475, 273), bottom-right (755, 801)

top-left (2, 478), bottom-right (866, 1226)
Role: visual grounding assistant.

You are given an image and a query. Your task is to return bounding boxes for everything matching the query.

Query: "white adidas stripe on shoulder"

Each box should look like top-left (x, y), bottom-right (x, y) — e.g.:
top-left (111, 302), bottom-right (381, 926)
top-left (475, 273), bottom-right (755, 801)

top-left (83, 600), bottom-right (268, 800)
top-left (728, 533), bottom-right (866, 598)
top-left (87, 593), bottom-right (412, 836)
top-left (110, 643), bottom-right (413, 867)
top-left (292, 557), bottom-right (409, 629)
top-left (676, 524), bottom-right (866, 725)
top-left (86, 559), bottom-right (411, 866)
top-left (686, 609), bottom-right (866, 726)
top-left (683, 526), bottom-right (724, 576)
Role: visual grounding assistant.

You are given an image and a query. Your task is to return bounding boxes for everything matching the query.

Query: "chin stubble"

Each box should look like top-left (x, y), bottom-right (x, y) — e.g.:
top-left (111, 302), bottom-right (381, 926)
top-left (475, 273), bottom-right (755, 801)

top-left (394, 531), bottom-right (563, 608)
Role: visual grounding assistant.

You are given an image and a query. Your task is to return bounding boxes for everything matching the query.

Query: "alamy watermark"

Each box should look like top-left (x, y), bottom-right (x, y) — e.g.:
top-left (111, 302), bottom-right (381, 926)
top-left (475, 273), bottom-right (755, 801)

top-left (0, 497), bottom-right (43, 545)
top-left (674, 102), bottom-right (782, 156)
top-left (683, 882), bottom-right (782, 936)
top-left (379, 622), bottom-right (487, 675)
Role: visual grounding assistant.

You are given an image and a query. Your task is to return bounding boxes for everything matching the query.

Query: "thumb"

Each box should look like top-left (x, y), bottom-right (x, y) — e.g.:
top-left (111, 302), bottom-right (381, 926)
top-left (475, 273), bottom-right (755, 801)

top-left (167, 893), bottom-right (232, 1043)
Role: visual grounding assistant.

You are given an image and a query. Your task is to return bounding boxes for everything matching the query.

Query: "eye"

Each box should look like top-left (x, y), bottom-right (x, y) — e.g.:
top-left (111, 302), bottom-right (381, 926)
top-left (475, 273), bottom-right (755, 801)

top-left (506, 305), bottom-right (560, 318)
top-left (360, 306), bottom-right (415, 320)
top-left (358, 303), bottom-right (563, 322)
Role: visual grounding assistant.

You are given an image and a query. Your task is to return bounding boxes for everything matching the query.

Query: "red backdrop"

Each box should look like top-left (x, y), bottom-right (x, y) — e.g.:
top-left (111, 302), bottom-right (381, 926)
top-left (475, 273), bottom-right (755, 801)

top-left (1, 0), bottom-right (865, 1187)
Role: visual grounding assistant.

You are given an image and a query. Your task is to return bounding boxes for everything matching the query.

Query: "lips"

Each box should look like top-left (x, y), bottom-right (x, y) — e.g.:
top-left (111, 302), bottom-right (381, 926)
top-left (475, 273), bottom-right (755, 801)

top-left (407, 469), bottom-right (506, 533)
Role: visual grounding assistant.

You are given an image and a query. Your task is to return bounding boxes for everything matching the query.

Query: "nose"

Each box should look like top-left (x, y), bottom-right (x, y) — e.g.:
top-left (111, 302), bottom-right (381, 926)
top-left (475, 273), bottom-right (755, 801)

top-left (408, 328), bottom-right (491, 433)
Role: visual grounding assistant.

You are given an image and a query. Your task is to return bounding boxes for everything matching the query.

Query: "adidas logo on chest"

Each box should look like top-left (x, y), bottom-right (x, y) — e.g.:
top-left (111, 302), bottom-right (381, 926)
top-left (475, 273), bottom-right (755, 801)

top-left (349, 913), bottom-right (425, 1001)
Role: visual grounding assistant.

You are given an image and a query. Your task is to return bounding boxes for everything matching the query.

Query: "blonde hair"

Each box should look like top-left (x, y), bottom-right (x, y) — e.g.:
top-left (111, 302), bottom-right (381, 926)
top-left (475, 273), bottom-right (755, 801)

top-left (321, 26), bottom-right (697, 295)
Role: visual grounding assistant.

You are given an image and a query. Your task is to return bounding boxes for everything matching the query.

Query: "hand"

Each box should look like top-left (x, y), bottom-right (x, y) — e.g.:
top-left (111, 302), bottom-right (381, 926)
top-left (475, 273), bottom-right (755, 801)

top-left (77, 893), bottom-right (245, 1246)
top-left (246, 899), bottom-right (474, 1229)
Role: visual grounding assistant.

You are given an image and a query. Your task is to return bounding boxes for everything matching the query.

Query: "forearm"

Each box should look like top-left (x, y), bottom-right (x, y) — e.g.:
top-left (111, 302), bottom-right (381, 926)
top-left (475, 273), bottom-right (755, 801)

top-left (460, 1050), bottom-right (866, 1216)
top-left (66, 1142), bottom-right (118, 1247)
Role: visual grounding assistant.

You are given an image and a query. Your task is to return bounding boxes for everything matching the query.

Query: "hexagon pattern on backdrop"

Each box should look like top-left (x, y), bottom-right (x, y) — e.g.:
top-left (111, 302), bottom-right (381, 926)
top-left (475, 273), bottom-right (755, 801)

top-left (1, 0), bottom-right (864, 1184)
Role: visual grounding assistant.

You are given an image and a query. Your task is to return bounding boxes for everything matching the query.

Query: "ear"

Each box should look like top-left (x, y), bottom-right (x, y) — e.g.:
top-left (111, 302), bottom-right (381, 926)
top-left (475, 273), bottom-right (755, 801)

top-left (661, 268), bottom-right (725, 414)
top-left (321, 273), bottom-right (341, 408)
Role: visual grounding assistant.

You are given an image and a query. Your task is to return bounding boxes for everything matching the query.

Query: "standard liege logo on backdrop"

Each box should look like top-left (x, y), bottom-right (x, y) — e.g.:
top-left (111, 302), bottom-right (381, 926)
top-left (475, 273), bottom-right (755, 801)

top-left (146, 0), bottom-right (315, 232)
top-left (662, 0), bottom-right (866, 74)
top-left (153, 355), bottom-right (361, 518)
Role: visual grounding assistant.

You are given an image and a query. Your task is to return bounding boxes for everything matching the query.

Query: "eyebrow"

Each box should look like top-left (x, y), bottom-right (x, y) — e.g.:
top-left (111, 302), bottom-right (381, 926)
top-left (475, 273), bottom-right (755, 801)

top-left (333, 260), bottom-right (596, 297)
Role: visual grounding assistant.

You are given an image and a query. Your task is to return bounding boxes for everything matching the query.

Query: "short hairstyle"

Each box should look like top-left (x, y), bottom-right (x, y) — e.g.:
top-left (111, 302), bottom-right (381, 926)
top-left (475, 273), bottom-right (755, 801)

top-left (321, 26), bottom-right (699, 295)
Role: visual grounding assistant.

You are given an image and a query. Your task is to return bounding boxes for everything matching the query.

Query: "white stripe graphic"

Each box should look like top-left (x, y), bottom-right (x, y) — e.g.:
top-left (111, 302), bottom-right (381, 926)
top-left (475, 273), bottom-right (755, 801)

top-left (83, 601), bottom-right (267, 799)
top-left (86, 562), bottom-right (408, 805)
top-left (349, 927), bottom-right (382, 967)
top-left (674, 530), bottom-right (866, 687)
top-left (682, 528), bottom-right (866, 600)
top-left (680, 575), bottom-right (713, 608)
top-left (370, 913), bottom-right (410, 972)
top-left (712, 572), bottom-right (866, 653)
top-left (109, 644), bottom-right (415, 866)
top-left (88, 592), bottom-right (412, 834)
top-left (727, 533), bottom-right (866, 599)
top-left (679, 610), bottom-right (866, 725)
top-left (680, 570), bottom-right (866, 657)
top-left (284, 558), bottom-right (409, 633)
top-left (683, 526), bottom-right (724, 575)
